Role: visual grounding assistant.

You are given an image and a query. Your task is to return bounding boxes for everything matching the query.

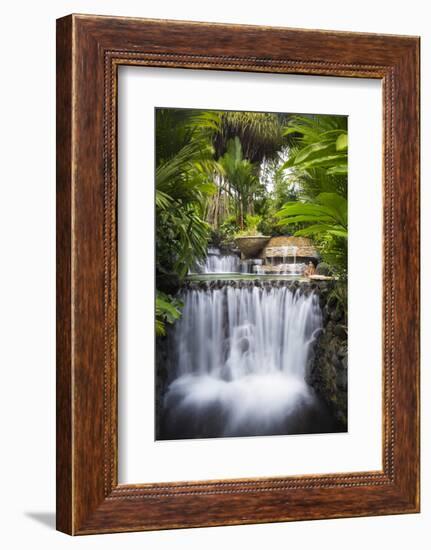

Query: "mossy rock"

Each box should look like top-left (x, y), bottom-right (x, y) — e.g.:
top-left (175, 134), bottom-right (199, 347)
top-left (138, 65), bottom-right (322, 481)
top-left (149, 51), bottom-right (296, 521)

top-left (316, 262), bottom-right (332, 276)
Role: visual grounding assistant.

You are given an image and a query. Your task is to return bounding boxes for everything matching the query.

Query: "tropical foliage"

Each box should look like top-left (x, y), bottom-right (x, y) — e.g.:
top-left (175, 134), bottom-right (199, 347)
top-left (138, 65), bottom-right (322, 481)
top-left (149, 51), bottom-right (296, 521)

top-left (155, 108), bottom-right (349, 334)
top-left (155, 111), bottom-right (219, 276)
top-left (218, 137), bottom-right (260, 229)
top-left (155, 292), bottom-right (183, 336)
top-left (213, 111), bottom-right (286, 163)
top-left (155, 109), bottom-right (221, 332)
top-left (276, 114), bottom-right (348, 276)
top-left (276, 192), bottom-right (348, 273)
top-left (282, 114), bottom-right (348, 197)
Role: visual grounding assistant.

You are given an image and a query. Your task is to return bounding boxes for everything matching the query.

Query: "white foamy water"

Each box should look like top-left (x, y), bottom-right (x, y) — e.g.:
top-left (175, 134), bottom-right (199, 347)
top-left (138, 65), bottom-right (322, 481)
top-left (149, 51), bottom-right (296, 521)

top-left (159, 283), bottom-right (328, 439)
top-left (195, 253), bottom-right (241, 274)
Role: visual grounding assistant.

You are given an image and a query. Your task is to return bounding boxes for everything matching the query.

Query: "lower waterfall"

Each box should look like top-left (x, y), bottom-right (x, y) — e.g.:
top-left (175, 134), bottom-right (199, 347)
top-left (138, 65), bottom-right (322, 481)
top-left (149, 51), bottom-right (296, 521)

top-left (157, 280), bottom-right (338, 439)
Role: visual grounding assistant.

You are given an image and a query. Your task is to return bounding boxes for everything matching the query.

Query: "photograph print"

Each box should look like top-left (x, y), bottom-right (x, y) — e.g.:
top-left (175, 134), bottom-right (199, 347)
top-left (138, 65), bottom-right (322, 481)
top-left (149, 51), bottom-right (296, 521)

top-left (155, 107), bottom-right (348, 440)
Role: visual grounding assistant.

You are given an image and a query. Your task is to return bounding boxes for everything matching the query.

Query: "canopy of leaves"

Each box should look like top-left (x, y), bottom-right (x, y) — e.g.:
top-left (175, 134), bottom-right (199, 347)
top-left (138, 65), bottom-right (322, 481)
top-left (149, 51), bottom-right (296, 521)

top-left (213, 111), bottom-right (287, 164)
top-left (281, 114), bottom-right (348, 198)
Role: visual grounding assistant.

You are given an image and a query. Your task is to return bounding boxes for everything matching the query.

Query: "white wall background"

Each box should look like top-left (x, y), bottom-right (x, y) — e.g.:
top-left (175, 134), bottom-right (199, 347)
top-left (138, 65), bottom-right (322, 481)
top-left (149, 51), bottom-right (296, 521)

top-left (0, 0), bottom-right (427, 548)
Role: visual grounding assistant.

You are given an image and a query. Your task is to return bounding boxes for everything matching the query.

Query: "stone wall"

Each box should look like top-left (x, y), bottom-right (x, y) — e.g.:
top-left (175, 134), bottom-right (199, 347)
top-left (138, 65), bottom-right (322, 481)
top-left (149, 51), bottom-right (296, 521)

top-left (306, 281), bottom-right (348, 429)
top-left (260, 236), bottom-right (319, 260)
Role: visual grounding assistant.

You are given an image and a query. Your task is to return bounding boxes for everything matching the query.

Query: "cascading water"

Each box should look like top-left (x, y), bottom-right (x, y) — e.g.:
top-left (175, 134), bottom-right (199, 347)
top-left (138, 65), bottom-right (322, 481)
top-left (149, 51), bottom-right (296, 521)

top-left (195, 252), bottom-right (241, 274)
top-left (158, 280), bottom-right (336, 439)
top-left (192, 247), bottom-right (264, 275)
top-left (276, 245), bottom-right (306, 276)
top-left (192, 246), bottom-right (242, 274)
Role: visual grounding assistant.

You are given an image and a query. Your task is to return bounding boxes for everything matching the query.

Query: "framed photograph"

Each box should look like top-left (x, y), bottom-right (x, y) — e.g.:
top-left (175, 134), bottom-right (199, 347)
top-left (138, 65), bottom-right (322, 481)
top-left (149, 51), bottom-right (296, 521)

top-left (56, 14), bottom-right (420, 534)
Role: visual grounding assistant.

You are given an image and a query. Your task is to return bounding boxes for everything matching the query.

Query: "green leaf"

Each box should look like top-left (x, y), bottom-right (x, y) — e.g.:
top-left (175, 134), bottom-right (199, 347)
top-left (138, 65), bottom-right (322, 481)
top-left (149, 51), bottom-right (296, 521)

top-left (335, 132), bottom-right (348, 151)
top-left (155, 319), bottom-right (166, 336)
top-left (319, 129), bottom-right (347, 138)
top-left (315, 193), bottom-right (348, 227)
top-left (276, 202), bottom-right (336, 217)
top-left (294, 224), bottom-right (347, 238)
top-left (326, 164), bottom-right (348, 176)
top-left (276, 214), bottom-right (334, 226)
top-left (197, 182), bottom-right (217, 195)
top-left (293, 142), bottom-right (334, 165)
top-left (280, 157), bottom-right (296, 170)
top-left (155, 292), bottom-right (184, 336)
top-left (155, 190), bottom-right (172, 210)
top-left (283, 127), bottom-right (300, 136)
top-left (276, 195), bottom-right (347, 228)
top-left (156, 297), bottom-right (181, 319)
top-left (298, 154), bottom-right (348, 170)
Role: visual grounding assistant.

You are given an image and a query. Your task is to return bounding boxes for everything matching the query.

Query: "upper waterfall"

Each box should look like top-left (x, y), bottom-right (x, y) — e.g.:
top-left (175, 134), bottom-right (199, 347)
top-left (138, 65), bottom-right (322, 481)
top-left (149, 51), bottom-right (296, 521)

top-left (193, 247), bottom-right (242, 273)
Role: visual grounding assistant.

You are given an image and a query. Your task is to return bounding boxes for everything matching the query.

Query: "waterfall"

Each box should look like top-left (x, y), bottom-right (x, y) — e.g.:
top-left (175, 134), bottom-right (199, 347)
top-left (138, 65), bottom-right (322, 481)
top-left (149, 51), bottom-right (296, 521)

top-left (193, 247), bottom-right (241, 273)
top-left (196, 254), bottom-right (241, 273)
top-left (192, 248), bottom-right (265, 274)
top-left (158, 281), bottom-right (333, 440)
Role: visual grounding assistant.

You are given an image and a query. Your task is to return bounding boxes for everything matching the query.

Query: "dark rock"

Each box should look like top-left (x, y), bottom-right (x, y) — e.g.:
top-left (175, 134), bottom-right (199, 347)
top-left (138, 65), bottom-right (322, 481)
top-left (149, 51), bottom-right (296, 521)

top-left (156, 270), bottom-right (181, 295)
top-left (322, 305), bottom-right (331, 322)
top-left (337, 347), bottom-right (346, 359)
top-left (330, 309), bottom-right (343, 322)
top-left (336, 369), bottom-right (348, 390)
top-left (314, 327), bottom-right (324, 339)
top-left (316, 262), bottom-right (331, 276)
top-left (307, 289), bottom-right (348, 431)
top-left (334, 324), bottom-right (347, 339)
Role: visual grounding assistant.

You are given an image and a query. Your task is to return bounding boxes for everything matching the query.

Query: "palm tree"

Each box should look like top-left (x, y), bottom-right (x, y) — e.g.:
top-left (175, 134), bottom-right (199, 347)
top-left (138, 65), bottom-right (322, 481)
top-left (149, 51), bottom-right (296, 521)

top-left (218, 137), bottom-right (260, 229)
top-left (213, 111), bottom-right (287, 164)
top-left (205, 111), bottom-right (287, 229)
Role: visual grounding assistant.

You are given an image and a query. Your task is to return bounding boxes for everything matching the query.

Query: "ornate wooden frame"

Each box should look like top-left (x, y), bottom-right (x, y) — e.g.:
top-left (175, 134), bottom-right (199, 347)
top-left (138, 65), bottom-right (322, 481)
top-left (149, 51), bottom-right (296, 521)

top-left (56, 14), bottom-right (420, 535)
